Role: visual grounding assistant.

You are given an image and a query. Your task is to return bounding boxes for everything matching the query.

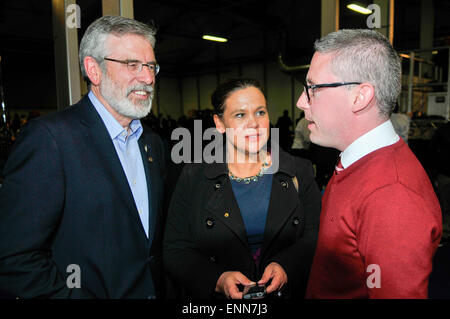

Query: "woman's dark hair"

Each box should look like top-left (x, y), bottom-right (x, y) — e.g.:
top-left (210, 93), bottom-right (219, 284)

top-left (211, 78), bottom-right (263, 116)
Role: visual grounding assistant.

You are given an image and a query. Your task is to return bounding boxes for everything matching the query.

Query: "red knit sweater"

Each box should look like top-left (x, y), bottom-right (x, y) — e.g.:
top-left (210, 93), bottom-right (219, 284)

top-left (306, 139), bottom-right (442, 299)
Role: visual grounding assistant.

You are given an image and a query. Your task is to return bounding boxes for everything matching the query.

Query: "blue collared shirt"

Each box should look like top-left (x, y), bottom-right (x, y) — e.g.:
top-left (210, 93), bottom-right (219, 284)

top-left (88, 91), bottom-right (150, 238)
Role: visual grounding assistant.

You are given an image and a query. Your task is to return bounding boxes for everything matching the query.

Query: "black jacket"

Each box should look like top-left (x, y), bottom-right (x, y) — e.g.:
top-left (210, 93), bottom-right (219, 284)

top-left (163, 148), bottom-right (321, 298)
top-left (0, 95), bottom-right (166, 298)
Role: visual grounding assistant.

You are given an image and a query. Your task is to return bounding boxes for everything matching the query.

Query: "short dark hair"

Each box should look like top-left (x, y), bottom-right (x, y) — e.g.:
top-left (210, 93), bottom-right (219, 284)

top-left (211, 78), bottom-right (263, 116)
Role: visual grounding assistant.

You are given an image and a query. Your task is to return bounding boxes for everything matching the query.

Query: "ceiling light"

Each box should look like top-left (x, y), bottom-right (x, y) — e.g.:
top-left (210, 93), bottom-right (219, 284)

top-left (202, 35), bottom-right (228, 43)
top-left (347, 4), bottom-right (372, 14)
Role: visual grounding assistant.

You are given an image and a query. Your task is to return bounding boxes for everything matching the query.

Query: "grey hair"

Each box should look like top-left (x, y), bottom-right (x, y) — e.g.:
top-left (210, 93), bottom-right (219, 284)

top-left (314, 29), bottom-right (401, 118)
top-left (79, 15), bottom-right (157, 82)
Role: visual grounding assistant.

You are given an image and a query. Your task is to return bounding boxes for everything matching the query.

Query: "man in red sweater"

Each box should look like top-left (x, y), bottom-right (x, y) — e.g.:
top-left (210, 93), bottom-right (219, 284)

top-left (297, 29), bottom-right (442, 299)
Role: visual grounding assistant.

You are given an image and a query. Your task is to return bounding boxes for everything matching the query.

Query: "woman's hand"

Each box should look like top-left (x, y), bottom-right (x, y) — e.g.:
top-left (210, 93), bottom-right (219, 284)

top-left (258, 262), bottom-right (288, 294)
top-left (215, 271), bottom-right (255, 299)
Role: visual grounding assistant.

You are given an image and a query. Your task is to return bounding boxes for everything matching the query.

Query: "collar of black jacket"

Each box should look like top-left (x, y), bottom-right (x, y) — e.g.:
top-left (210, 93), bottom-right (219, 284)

top-left (204, 144), bottom-right (296, 180)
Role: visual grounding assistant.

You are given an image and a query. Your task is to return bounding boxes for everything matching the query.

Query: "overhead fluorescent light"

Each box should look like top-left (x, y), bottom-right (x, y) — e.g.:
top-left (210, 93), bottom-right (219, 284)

top-left (347, 4), bottom-right (372, 14)
top-left (202, 35), bottom-right (228, 43)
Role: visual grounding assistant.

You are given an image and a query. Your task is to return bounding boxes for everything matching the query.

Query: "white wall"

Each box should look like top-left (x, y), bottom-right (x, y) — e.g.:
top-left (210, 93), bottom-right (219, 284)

top-left (199, 74), bottom-right (217, 110)
top-left (266, 62), bottom-right (291, 125)
top-left (181, 75), bottom-right (197, 115)
top-left (156, 61), bottom-right (305, 126)
top-left (154, 76), bottom-right (181, 119)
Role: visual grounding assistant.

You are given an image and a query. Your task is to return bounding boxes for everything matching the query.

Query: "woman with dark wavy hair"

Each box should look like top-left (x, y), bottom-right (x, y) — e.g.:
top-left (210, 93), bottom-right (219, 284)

top-left (163, 78), bottom-right (321, 299)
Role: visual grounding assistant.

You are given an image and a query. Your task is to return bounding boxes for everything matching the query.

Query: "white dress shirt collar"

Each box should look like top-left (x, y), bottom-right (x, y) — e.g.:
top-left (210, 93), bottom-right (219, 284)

top-left (340, 120), bottom-right (400, 169)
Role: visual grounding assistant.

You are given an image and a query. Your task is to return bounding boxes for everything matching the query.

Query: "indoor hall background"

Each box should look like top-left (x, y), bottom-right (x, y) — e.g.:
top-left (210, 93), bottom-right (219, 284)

top-left (0, 0), bottom-right (449, 298)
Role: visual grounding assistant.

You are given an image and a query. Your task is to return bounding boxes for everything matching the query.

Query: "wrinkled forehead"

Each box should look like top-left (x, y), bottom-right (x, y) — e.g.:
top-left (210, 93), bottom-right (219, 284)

top-left (104, 33), bottom-right (154, 58)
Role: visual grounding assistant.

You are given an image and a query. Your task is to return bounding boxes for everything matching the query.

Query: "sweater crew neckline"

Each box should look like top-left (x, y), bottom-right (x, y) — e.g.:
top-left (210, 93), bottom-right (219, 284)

top-left (335, 138), bottom-right (405, 179)
top-left (340, 120), bottom-right (400, 169)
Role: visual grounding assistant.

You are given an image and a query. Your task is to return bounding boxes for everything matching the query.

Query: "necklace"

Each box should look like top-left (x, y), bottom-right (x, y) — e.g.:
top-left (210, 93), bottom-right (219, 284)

top-left (229, 162), bottom-right (270, 184)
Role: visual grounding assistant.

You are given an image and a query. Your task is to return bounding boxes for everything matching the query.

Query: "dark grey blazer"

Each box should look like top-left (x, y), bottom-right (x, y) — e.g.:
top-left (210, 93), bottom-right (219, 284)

top-left (0, 95), bottom-right (166, 298)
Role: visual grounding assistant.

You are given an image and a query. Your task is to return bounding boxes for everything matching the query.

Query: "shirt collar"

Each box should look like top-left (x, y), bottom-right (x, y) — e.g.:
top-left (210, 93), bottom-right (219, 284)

top-left (88, 91), bottom-right (143, 140)
top-left (340, 120), bottom-right (400, 169)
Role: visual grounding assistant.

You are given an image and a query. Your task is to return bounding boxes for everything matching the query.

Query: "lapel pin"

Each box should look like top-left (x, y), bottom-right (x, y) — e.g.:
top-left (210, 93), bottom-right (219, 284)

top-left (144, 145), bottom-right (148, 152)
top-left (148, 156), bottom-right (154, 162)
top-left (224, 212), bottom-right (229, 218)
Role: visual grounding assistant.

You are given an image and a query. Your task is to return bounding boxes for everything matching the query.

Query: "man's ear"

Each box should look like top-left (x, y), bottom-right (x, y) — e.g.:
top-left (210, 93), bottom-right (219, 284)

top-left (351, 83), bottom-right (375, 113)
top-left (84, 56), bottom-right (102, 86)
top-left (213, 114), bottom-right (226, 133)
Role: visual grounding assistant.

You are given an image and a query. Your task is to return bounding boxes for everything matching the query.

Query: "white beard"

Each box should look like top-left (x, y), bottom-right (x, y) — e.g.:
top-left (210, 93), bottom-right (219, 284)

top-left (100, 74), bottom-right (154, 120)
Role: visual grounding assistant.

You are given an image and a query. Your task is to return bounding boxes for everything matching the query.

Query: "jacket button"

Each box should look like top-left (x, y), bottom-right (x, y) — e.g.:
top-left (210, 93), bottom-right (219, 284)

top-left (214, 182), bottom-right (221, 190)
top-left (293, 217), bottom-right (300, 225)
top-left (206, 218), bottom-right (215, 228)
top-left (280, 180), bottom-right (288, 189)
top-left (210, 256), bottom-right (216, 263)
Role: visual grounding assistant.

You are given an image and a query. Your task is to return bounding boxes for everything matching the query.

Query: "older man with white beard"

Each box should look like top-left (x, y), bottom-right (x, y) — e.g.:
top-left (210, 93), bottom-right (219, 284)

top-left (0, 16), bottom-right (167, 299)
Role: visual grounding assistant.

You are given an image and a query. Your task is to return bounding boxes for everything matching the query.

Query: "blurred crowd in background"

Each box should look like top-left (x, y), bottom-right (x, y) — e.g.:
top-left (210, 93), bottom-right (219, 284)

top-left (0, 108), bottom-right (449, 241)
